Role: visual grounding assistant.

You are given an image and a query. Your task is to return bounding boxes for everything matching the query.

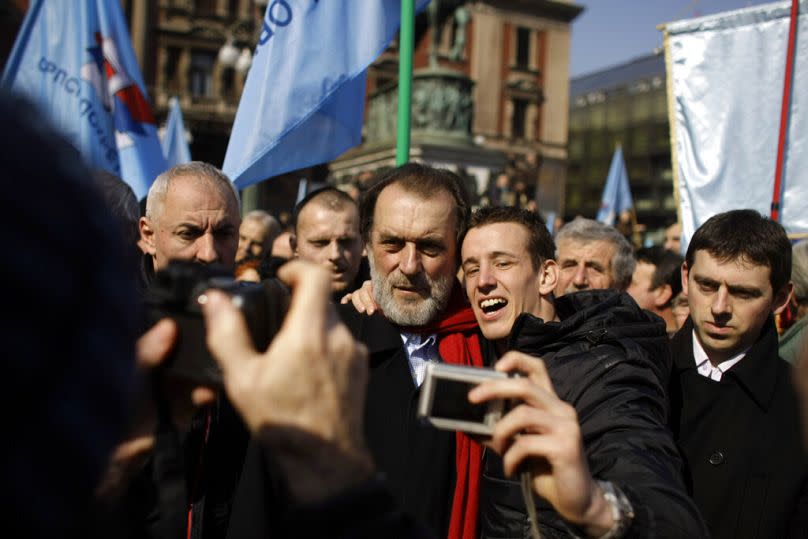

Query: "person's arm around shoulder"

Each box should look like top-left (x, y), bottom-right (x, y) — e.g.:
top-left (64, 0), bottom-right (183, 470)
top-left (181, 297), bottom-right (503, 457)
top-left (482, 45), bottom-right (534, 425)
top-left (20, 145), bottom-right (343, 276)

top-left (340, 279), bottom-right (379, 315)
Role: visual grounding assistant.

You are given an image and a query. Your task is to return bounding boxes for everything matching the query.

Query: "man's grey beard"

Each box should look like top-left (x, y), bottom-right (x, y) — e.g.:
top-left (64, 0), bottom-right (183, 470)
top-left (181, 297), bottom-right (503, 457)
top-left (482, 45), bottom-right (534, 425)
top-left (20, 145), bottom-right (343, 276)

top-left (368, 254), bottom-right (454, 327)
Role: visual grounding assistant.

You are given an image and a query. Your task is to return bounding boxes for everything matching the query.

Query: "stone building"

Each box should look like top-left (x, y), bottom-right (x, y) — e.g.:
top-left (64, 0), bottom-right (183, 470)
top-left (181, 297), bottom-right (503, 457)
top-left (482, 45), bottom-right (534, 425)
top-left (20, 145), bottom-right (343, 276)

top-left (567, 52), bottom-right (675, 232)
top-left (334, 0), bottom-right (582, 218)
top-left (3, 0), bottom-right (582, 219)
top-left (123, 0), bottom-right (321, 215)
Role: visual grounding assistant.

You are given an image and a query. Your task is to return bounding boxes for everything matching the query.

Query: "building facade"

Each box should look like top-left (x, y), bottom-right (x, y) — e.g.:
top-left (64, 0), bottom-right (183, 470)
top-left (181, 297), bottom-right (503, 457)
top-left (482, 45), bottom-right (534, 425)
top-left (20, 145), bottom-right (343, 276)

top-left (3, 0), bottom-right (582, 220)
top-left (566, 52), bottom-right (674, 232)
top-left (335, 0), bottom-right (582, 218)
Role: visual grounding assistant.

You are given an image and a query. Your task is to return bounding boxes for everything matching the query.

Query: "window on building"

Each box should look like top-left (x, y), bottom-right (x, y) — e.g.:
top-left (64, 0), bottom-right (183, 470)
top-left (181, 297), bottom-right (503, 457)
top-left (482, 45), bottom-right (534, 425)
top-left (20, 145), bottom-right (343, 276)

top-left (515, 27), bottom-right (531, 68)
top-left (195, 0), bottom-right (217, 15)
top-left (221, 67), bottom-right (236, 101)
top-left (164, 47), bottom-right (181, 94)
top-left (511, 98), bottom-right (528, 138)
top-left (189, 50), bottom-right (215, 97)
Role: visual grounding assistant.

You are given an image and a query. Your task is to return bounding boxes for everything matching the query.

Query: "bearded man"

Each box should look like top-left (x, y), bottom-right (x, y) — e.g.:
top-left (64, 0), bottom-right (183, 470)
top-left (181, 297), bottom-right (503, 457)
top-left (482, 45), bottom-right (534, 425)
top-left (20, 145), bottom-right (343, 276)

top-left (338, 163), bottom-right (480, 539)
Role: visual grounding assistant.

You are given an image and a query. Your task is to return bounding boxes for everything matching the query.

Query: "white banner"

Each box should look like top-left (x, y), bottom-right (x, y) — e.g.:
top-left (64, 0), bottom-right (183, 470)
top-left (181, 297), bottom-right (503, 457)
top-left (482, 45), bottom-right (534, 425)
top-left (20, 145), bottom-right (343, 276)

top-left (665, 1), bottom-right (808, 250)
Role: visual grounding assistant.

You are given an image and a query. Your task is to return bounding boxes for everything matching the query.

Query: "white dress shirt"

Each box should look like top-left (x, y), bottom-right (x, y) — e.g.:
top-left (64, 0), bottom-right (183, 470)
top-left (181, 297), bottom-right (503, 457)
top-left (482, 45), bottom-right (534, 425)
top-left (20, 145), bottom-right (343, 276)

top-left (400, 332), bottom-right (439, 387)
top-left (692, 331), bottom-right (748, 381)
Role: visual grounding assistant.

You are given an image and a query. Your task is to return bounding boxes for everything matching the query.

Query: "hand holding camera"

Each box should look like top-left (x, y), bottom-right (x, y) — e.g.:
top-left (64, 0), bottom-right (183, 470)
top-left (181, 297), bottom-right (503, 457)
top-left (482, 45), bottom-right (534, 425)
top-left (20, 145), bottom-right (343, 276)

top-left (145, 260), bottom-right (273, 387)
top-left (201, 260), bottom-right (374, 504)
top-left (468, 351), bottom-right (616, 536)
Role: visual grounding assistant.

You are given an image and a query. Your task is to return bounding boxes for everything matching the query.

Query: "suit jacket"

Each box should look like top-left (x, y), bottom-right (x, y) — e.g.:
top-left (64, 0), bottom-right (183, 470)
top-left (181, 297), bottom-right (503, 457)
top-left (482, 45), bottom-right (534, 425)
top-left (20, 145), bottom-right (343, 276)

top-left (338, 305), bottom-right (456, 538)
top-left (669, 318), bottom-right (808, 539)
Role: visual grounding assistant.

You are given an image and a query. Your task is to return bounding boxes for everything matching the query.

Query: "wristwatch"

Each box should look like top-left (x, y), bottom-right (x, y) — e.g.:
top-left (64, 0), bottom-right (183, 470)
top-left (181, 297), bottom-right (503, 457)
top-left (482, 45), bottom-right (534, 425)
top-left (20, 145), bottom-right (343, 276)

top-left (595, 480), bottom-right (635, 539)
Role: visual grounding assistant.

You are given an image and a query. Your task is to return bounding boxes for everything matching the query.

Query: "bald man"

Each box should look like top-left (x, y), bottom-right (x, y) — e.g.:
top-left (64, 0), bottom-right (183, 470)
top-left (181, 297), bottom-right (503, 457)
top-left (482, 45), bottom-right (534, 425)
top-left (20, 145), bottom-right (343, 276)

top-left (140, 162), bottom-right (241, 272)
top-left (291, 188), bottom-right (363, 294)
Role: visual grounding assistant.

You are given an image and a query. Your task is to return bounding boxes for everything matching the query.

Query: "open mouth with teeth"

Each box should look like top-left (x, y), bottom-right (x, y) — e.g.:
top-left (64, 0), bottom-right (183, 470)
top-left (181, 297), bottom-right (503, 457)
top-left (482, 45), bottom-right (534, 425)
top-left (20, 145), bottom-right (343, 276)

top-left (479, 297), bottom-right (508, 314)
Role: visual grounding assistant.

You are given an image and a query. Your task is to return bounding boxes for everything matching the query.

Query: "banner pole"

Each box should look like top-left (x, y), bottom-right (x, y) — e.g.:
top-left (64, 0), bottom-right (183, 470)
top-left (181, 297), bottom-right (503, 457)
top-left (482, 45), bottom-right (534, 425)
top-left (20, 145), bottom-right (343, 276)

top-left (396, 0), bottom-right (415, 166)
top-left (771, 0), bottom-right (800, 222)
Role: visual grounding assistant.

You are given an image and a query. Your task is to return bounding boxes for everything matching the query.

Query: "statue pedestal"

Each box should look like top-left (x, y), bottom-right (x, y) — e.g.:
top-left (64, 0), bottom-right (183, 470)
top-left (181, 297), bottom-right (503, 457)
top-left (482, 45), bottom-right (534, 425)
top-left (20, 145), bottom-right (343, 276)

top-left (332, 67), bottom-right (507, 205)
top-left (366, 68), bottom-right (475, 147)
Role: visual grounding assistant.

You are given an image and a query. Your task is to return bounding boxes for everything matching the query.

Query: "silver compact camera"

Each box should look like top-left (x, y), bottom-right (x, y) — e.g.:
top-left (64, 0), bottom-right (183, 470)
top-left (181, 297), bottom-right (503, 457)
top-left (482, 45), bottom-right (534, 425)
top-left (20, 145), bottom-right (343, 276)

top-left (417, 363), bottom-right (509, 437)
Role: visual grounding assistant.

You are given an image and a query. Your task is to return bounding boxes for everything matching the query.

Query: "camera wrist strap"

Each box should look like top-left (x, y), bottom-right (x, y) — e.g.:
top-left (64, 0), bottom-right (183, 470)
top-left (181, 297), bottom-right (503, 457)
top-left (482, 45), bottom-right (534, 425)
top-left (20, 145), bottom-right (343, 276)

top-left (520, 471), bottom-right (542, 539)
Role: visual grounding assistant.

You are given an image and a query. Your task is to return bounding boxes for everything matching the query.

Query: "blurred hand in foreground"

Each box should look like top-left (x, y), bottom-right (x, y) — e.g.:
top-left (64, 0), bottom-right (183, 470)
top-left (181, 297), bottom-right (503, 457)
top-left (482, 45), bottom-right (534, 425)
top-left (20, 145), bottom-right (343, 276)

top-left (202, 260), bottom-right (373, 503)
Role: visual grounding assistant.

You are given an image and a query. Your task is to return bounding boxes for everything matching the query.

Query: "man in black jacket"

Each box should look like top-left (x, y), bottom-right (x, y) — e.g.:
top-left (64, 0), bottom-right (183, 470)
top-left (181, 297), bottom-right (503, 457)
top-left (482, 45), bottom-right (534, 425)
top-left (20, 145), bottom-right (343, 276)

top-left (0, 92), bottom-right (423, 539)
top-left (668, 210), bottom-right (808, 538)
top-left (461, 206), bottom-right (708, 538)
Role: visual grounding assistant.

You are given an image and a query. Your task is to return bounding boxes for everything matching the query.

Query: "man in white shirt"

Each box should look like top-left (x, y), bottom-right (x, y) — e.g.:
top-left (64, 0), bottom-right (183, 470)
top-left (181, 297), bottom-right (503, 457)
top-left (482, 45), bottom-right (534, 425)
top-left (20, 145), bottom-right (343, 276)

top-left (669, 209), bottom-right (808, 539)
top-left (337, 163), bottom-right (478, 537)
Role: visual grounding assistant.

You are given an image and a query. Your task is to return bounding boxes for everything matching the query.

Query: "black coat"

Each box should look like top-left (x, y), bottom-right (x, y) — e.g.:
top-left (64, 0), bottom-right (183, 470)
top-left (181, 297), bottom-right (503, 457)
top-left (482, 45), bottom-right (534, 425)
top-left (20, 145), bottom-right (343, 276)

top-left (337, 305), bottom-right (456, 537)
top-left (669, 318), bottom-right (808, 539)
top-left (220, 292), bottom-right (438, 539)
top-left (479, 290), bottom-right (709, 538)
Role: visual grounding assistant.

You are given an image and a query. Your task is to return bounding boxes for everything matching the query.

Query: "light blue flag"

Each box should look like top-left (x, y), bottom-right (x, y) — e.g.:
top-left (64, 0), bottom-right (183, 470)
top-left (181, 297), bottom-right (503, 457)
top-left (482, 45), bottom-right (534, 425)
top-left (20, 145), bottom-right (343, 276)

top-left (596, 146), bottom-right (634, 226)
top-left (1, 0), bottom-right (167, 199)
top-left (223, 0), bottom-right (430, 189)
top-left (162, 97), bottom-right (192, 167)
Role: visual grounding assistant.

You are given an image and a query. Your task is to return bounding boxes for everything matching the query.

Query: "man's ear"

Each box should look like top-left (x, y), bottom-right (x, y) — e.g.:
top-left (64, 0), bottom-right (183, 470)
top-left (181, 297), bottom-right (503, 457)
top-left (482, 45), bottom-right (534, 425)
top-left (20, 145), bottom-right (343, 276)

top-left (139, 217), bottom-right (157, 256)
top-left (681, 262), bottom-right (690, 297)
top-left (654, 284), bottom-right (673, 309)
top-left (538, 259), bottom-right (559, 296)
top-left (773, 282), bottom-right (794, 316)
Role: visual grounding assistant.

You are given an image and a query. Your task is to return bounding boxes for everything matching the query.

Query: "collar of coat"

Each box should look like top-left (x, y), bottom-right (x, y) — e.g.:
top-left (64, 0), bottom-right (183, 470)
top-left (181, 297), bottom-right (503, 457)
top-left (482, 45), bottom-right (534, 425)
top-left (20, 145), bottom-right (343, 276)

top-left (671, 316), bottom-right (781, 411)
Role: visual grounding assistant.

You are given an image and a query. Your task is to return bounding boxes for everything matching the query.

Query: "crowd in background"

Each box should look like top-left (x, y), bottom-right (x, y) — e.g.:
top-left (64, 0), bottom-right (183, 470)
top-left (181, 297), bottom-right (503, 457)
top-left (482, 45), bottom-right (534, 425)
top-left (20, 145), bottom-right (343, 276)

top-left (7, 88), bottom-right (808, 539)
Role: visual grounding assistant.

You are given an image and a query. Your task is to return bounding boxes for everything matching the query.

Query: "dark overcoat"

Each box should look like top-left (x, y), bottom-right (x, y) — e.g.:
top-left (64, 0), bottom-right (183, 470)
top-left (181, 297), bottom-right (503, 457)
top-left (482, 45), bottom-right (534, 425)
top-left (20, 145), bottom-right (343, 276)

top-left (669, 318), bottom-right (808, 539)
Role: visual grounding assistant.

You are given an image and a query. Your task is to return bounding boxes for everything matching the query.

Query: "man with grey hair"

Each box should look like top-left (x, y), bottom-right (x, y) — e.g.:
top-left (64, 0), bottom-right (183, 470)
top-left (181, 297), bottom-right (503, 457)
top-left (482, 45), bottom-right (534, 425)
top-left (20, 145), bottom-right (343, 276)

top-left (139, 161), bottom-right (241, 272)
top-left (236, 210), bottom-right (281, 264)
top-left (339, 163), bottom-right (474, 537)
top-left (781, 240), bottom-right (808, 364)
top-left (135, 163), bottom-right (259, 538)
top-left (554, 217), bottom-right (636, 297)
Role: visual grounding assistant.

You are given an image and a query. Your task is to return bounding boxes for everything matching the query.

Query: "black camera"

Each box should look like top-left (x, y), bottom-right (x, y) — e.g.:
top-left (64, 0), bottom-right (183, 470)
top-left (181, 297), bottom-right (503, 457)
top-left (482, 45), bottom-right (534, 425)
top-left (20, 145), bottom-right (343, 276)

top-left (144, 260), bottom-right (280, 387)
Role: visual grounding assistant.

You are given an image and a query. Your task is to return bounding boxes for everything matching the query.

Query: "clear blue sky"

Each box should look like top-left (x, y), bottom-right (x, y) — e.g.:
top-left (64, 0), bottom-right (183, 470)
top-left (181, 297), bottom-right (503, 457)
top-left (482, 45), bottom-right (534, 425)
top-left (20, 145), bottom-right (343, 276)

top-left (570, 0), bottom-right (777, 77)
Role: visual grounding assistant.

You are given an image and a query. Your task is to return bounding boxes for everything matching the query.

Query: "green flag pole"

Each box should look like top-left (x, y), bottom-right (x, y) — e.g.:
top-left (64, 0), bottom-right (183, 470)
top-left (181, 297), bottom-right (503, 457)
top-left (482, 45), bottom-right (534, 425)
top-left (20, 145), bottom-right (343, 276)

top-left (396, 0), bottom-right (415, 165)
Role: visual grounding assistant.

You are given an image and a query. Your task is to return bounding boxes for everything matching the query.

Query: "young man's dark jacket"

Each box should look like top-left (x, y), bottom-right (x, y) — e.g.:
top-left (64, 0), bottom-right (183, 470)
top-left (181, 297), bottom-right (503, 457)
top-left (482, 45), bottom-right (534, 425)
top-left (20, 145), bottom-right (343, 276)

top-left (479, 290), bottom-right (709, 538)
top-left (669, 317), bottom-right (808, 539)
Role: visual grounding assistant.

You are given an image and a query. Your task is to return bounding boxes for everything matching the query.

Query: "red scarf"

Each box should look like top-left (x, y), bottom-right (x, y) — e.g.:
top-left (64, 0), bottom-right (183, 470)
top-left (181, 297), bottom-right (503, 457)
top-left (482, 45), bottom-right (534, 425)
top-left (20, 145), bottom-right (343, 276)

top-left (418, 283), bottom-right (483, 539)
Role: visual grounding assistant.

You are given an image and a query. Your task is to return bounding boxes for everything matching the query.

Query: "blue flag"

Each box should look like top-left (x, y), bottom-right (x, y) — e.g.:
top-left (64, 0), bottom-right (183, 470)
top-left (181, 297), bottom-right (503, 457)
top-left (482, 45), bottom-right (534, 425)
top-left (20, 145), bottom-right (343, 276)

top-left (2, 0), bottom-right (167, 199)
top-left (162, 97), bottom-right (192, 167)
top-left (596, 146), bottom-right (634, 226)
top-left (223, 0), bottom-right (430, 189)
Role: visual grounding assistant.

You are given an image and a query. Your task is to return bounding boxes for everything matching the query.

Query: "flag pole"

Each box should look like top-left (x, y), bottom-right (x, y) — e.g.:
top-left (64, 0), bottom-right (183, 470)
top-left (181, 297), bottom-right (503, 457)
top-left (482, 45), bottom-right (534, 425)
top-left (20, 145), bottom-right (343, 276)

top-left (396, 0), bottom-right (415, 166)
top-left (771, 0), bottom-right (800, 222)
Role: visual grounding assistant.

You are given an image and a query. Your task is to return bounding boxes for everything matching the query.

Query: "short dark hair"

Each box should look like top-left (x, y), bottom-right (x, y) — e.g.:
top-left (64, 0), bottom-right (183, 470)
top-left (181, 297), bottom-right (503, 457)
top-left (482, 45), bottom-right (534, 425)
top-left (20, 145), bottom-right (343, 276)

top-left (685, 209), bottom-right (791, 292)
top-left (636, 246), bottom-right (684, 305)
top-left (467, 206), bottom-right (554, 270)
top-left (359, 163), bottom-right (471, 248)
top-left (293, 187), bottom-right (357, 232)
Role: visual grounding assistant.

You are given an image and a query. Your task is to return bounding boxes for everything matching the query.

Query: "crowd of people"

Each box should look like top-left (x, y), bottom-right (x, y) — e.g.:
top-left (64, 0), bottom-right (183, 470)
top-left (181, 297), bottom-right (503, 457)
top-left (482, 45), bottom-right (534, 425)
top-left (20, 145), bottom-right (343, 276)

top-left (6, 89), bottom-right (808, 539)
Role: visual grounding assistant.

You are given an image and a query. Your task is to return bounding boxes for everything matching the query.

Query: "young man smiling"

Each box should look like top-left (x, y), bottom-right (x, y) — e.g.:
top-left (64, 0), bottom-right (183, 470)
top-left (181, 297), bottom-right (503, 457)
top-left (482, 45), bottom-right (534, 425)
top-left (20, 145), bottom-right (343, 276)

top-left (461, 206), bottom-right (707, 538)
top-left (669, 209), bottom-right (808, 539)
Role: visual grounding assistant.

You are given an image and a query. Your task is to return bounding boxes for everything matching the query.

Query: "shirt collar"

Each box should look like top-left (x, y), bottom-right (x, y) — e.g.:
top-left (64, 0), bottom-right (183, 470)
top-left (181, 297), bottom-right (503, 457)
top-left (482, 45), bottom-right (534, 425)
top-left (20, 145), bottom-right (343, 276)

top-left (400, 332), bottom-right (437, 349)
top-left (692, 330), bottom-right (748, 375)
